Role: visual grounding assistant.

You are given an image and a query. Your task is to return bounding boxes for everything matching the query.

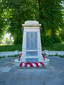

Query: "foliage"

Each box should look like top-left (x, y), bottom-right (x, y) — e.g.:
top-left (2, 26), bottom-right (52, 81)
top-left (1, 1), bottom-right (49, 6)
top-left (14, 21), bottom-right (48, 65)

top-left (59, 55), bottom-right (64, 58)
top-left (59, 5), bottom-right (64, 41)
top-left (0, 44), bottom-right (22, 52)
top-left (48, 54), bottom-right (64, 58)
top-left (41, 35), bottom-right (54, 46)
top-left (5, 37), bottom-right (13, 44)
top-left (41, 34), bottom-right (62, 46)
top-left (1, 0), bottom-right (38, 44)
top-left (7, 54), bottom-right (19, 58)
top-left (59, 30), bottom-right (64, 41)
top-left (0, 1), bottom-right (6, 40)
top-left (52, 36), bottom-right (62, 43)
top-left (54, 53), bottom-right (58, 56)
top-left (0, 56), bottom-right (5, 59)
top-left (38, 0), bottom-right (64, 37)
top-left (0, 54), bottom-right (19, 59)
top-left (0, 0), bottom-right (64, 44)
top-left (42, 43), bottom-right (64, 51)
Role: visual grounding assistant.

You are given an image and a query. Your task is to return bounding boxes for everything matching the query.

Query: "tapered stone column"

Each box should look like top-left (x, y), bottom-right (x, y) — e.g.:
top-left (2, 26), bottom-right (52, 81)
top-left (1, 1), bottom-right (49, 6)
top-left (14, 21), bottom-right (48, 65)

top-left (20, 20), bottom-right (43, 63)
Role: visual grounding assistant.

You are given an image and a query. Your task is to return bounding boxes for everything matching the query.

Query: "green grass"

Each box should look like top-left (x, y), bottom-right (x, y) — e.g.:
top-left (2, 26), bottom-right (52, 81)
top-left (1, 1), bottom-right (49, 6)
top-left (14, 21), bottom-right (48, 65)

top-left (7, 54), bottom-right (19, 57)
top-left (59, 55), bottom-right (64, 58)
top-left (42, 43), bottom-right (64, 51)
top-left (0, 54), bottom-right (19, 59)
top-left (0, 43), bottom-right (64, 52)
top-left (0, 44), bottom-right (22, 52)
top-left (0, 56), bottom-right (5, 59)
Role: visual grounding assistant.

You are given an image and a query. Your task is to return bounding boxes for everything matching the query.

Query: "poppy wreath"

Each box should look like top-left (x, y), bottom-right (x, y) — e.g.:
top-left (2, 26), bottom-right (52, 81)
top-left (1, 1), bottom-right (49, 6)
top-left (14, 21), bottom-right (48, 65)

top-left (20, 62), bottom-right (25, 67)
top-left (20, 62), bottom-right (44, 67)
top-left (38, 62), bottom-right (44, 67)
top-left (25, 62), bottom-right (33, 67)
top-left (32, 62), bottom-right (39, 67)
top-left (18, 53), bottom-right (22, 61)
top-left (42, 53), bottom-right (45, 60)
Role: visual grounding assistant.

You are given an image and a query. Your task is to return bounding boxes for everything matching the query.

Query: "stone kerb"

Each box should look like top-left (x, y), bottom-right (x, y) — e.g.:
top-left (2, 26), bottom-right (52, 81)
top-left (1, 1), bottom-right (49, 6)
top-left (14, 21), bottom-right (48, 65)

top-left (0, 50), bottom-right (64, 57)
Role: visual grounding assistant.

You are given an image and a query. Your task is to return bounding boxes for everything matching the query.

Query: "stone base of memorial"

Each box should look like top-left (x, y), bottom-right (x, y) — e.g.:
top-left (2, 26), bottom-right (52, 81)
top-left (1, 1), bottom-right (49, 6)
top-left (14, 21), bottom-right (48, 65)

top-left (42, 58), bottom-right (50, 67)
top-left (14, 57), bottom-right (50, 67)
top-left (14, 59), bottom-right (50, 67)
top-left (14, 59), bottom-right (22, 67)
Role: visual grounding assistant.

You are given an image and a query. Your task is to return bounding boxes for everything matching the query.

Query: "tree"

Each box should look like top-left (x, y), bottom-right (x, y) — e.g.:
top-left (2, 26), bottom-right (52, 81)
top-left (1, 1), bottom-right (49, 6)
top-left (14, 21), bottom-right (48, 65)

top-left (0, 0), bottom-right (10, 41)
top-left (38, 0), bottom-right (64, 37)
top-left (5, 37), bottom-right (13, 45)
top-left (59, 4), bottom-right (64, 41)
top-left (0, 0), bottom-right (64, 45)
top-left (0, 0), bottom-right (5, 41)
top-left (2, 0), bottom-right (38, 44)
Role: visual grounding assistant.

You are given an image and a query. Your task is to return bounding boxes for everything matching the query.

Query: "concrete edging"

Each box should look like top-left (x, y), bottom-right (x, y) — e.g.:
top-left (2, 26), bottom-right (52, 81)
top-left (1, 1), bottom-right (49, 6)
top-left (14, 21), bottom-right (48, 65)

top-left (0, 50), bottom-right (64, 57)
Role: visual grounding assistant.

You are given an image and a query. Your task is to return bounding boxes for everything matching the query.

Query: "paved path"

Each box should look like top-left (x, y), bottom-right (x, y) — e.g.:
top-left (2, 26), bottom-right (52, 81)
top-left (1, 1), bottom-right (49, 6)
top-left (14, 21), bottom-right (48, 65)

top-left (0, 56), bottom-right (64, 85)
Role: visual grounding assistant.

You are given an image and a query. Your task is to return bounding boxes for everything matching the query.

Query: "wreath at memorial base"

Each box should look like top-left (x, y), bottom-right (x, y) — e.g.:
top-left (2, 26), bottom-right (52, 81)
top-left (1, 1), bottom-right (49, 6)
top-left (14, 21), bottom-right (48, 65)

top-left (20, 62), bottom-right (44, 67)
top-left (19, 53), bottom-right (45, 67)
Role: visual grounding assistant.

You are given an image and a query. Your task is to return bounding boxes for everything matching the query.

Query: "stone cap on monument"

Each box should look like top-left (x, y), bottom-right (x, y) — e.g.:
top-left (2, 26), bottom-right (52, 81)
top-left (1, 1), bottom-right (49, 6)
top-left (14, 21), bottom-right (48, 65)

top-left (22, 20), bottom-right (41, 27)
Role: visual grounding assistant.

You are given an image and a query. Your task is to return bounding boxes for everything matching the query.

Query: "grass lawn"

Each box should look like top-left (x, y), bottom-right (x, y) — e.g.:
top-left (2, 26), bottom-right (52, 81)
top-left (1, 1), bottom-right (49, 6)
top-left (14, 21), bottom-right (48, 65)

top-left (0, 44), bottom-right (22, 52)
top-left (42, 43), bottom-right (64, 51)
top-left (0, 43), bottom-right (64, 52)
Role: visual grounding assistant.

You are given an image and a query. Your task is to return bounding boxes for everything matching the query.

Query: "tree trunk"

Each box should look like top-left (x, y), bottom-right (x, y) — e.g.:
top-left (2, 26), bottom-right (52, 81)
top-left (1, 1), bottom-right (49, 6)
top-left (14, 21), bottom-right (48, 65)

top-left (51, 28), bottom-right (56, 37)
top-left (38, 0), bottom-right (40, 8)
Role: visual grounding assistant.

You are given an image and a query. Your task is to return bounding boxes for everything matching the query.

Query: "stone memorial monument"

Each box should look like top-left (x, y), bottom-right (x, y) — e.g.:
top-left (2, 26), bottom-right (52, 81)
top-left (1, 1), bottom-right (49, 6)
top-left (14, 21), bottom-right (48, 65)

top-left (14, 20), bottom-right (50, 67)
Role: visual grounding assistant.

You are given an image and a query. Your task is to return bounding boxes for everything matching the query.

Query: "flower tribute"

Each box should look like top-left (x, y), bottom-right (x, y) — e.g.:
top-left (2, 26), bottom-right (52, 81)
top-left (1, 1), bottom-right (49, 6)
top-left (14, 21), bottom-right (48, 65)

top-left (19, 53), bottom-right (45, 67)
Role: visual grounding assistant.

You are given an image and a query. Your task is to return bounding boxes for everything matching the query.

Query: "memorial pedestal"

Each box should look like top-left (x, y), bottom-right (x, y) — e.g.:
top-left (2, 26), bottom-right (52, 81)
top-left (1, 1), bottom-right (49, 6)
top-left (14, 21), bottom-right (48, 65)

top-left (14, 20), bottom-right (50, 67)
top-left (21, 21), bottom-right (42, 63)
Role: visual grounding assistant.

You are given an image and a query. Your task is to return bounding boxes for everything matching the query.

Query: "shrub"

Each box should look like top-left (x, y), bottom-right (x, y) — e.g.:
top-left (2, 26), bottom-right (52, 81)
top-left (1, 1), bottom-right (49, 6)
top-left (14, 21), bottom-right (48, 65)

top-left (59, 31), bottom-right (64, 41)
top-left (41, 35), bottom-right (54, 46)
top-left (52, 36), bottom-right (62, 43)
top-left (41, 35), bottom-right (62, 46)
top-left (14, 36), bottom-right (23, 44)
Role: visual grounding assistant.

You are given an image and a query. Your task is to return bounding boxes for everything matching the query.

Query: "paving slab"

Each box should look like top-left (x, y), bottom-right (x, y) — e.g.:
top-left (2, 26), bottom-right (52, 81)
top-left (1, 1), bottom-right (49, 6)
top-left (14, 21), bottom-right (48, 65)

top-left (0, 67), bottom-right (11, 72)
top-left (0, 56), bottom-right (64, 85)
top-left (44, 77), bottom-right (62, 85)
top-left (4, 78), bottom-right (24, 85)
top-left (25, 79), bottom-right (43, 85)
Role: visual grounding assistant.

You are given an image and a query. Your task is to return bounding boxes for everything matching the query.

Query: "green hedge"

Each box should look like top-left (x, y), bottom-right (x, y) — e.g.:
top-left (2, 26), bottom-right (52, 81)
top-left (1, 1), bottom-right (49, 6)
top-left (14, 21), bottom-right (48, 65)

top-left (41, 35), bottom-right (62, 46)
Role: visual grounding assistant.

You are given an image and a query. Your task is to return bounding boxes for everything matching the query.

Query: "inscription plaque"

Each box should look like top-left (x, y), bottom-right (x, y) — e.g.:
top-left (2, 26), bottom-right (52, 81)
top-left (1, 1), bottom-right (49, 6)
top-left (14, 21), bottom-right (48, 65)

top-left (26, 58), bottom-right (38, 63)
top-left (26, 51), bottom-right (38, 56)
top-left (26, 32), bottom-right (38, 56)
top-left (26, 32), bottom-right (37, 50)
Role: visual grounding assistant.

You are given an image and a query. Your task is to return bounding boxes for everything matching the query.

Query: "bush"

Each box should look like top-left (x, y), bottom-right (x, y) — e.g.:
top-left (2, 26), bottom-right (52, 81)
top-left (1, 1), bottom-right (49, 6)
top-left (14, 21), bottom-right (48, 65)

top-left (59, 31), bottom-right (64, 41)
top-left (41, 35), bottom-right (54, 46)
top-left (14, 37), bottom-right (22, 44)
top-left (52, 36), bottom-right (62, 43)
top-left (41, 35), bottom-right (62, 46)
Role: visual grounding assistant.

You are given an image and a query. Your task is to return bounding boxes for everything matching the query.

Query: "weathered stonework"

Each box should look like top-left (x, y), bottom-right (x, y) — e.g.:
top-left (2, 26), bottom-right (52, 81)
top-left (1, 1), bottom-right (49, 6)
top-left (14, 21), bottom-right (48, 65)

top-left (21, 20), bottom-right (43, 62)
top-left (14, 20), bottom-right (50, 67)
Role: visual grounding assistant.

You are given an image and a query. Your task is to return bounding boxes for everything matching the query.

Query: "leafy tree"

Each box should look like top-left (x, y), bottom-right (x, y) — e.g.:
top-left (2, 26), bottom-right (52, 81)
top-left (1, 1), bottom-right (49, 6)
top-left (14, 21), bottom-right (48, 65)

top-left (0, 0), bottom-right (64, 45)
top-left (59, 3), bottom-right (64, 41)
top-left (0, 0), bottom-right (10, 41)
top-left (0, 0), bottom-right (6, 40)
top-left (2, 0), bottom-right (38, 44)
top-left (38, 0), bottom-right (64, 37)
top-left (59, 30), bottom-right (64, 41)
top-left (5, 37), bottom-right (13, 45)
